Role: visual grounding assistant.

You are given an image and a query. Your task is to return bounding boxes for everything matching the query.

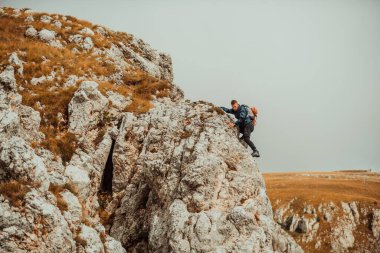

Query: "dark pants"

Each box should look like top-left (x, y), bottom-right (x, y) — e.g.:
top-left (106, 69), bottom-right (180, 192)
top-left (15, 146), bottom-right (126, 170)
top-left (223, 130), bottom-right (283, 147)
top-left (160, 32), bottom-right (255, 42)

top-left (238, 122), bottom-right (257, 152)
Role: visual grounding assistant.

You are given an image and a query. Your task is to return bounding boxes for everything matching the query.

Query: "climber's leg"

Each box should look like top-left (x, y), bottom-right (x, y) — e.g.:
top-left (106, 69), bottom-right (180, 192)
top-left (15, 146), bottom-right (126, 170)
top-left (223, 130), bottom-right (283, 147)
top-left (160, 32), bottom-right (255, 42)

top-left (237, 125), bottom-right (248, 148)
top-left (242, 122), bottom-right (257, 152)
top-left (237, 125), bottom-right (242, 138)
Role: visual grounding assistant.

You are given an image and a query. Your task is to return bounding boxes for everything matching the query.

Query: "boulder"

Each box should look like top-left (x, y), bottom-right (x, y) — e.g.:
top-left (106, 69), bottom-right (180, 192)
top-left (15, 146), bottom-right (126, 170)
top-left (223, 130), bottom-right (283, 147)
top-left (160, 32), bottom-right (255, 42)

top-left (38, 29), bottom-right (56, 42)
top-left (372, 209), bottom-right (380, 239)
top-left (68, 81), bottom-right (108, 134)
top-left (110, 99), bottom-right (303, 252)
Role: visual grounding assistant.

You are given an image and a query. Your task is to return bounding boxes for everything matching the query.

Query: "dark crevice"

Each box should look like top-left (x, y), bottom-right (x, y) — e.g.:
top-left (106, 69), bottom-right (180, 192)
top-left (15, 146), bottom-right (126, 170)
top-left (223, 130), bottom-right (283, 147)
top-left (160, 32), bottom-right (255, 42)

top-left (139, 184), bottom-right (151, 209)
top-left (368, 212), bottom-right (374, 230)
top-left (100, 139), bottom-right (116, 193)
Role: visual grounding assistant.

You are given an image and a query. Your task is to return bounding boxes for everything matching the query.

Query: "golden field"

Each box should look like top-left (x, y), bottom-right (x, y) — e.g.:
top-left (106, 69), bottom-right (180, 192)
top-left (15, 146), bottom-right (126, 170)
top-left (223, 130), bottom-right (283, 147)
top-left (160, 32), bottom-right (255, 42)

top-left (263, 170), bottom-right (380, 253)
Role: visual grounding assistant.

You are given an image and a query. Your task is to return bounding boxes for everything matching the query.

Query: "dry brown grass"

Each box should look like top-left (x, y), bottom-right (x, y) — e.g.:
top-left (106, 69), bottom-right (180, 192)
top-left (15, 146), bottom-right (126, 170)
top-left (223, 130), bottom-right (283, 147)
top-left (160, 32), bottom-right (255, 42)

top-left (0, 16), bottom-right (116, 79)
top-left (81, 202), bottom-right (89, 223)
top-left (97, 191), bottom-right (115, 226)
top-left (263, 171), bottom-right (380, 209)
top-left (133, 76), bottom-right (171, 99)
top-left (62, 182), bottom-right (79, 196)
top-left (98, 81), bottom-right (132, 97)
top-left (180, 130), bottom-right (192, 139)
top-left (124, 96), bottom-right (153, 114)
top-left (123, 75), bottom-right (171, 114)
top-left (98, 209), bottom-right (114, 226)
top-left (102, 73), bottom-right (170, 119)
top-left (94, 128), bottom-right (107, 147)
top-left (122, 70), bottom-right (147, 86)
top-left (74, 227), bottom-right (88, 248)
top-left (47, 182), bottom-right (80, 212)
top-left (40, 128), bottom-right (77, 164)
top-left (21, 82), bottom-right (78, 163)
top-left (24, 10), bottom-right (124, 50)
top-left (48, 182), bottom-right (93, 235)
top-left (99, 231), bottom-right (110, 253)
top-left (1, 8), bottom-right (174, 163)
top-left (48, 184), bottom-right (69, 212)
top-left (263, 171), bottom-right (380, 253)
top-left (34, 214), bottom-right (49, 236)
top-left (21, 83), bottom-right (77, 126)
top-left (0, 15), bottom-right (86, 162)
top-left (0, 180), bottom-right (31, 207)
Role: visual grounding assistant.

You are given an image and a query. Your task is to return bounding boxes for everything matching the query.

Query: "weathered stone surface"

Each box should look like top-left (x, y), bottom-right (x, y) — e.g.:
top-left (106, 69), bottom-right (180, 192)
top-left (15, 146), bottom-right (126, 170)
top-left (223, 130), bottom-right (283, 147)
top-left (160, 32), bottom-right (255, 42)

top-left (38, 29), bottom-right (56, 42)
top-left (0, 136), bottom-right (50, 191)
top-left (82, 37), bottom-right (94, 50)
top-left (272, 198), bottom-right (380, 253)
top-left (61, 190), bottom-right (82, 228)
top-left (0, 7), bottom-right (303, 253)
top-left (8, 52), bottom-right (24, 75)
top-left (18, 105), bottom-right (43, 143)
top-left (77, 224), bottom-right (104, 253)
top-left (25, 26), bottom-right (38, 38)
top-left (64, 165), bottom-right (91, 199)
top-left (372, 209), bottom-right (380, 239)
top-left (0, 66), bottom-right (17, 91)
top-left (110, 99), bottom-right (302, 252)
top-left (68, 81), bottom-right (108, 134)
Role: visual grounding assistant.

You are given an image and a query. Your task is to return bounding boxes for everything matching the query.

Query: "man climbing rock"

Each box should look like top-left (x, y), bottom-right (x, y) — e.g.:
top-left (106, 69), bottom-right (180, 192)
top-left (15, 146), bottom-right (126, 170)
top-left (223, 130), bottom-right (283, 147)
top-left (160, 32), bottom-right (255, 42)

top-left (220, 100), bottom-right (260, 157)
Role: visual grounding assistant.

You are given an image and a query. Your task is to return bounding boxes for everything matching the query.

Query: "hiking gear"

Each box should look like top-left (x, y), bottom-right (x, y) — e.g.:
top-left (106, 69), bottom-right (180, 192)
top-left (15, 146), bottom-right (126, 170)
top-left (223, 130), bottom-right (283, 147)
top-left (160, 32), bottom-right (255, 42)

top-left (220, 104), bottom-right (252, 127)
top-left (247, 106), bottom-right (257, 119)
top-left (252, 106), bottom-right (258, 116)
top-left (251, 150), bottom-right (260, 157)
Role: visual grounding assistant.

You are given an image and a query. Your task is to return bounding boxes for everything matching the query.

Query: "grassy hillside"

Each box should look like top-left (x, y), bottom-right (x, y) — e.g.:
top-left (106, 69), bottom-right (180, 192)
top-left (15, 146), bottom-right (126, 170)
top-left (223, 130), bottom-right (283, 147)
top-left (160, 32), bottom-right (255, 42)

top-left (264, 171), bottom-right (380, 252)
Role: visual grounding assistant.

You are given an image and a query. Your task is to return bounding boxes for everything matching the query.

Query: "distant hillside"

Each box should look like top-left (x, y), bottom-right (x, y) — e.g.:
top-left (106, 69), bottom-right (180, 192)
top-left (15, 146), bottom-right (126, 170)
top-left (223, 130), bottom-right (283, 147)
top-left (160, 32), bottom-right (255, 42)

top-left (264, 171), bottom-right (380, 253)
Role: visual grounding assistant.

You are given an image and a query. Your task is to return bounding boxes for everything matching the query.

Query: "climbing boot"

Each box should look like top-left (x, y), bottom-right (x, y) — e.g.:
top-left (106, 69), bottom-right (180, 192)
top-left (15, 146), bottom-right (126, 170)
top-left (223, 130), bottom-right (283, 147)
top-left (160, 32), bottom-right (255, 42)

top-left (251, 150), bottom-right (260, 158)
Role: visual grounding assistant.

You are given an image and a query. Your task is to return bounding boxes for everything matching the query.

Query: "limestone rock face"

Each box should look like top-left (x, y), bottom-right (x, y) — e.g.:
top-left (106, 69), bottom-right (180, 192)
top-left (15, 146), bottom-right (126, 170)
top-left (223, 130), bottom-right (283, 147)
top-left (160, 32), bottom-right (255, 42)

top-left (0, 66), bottom-right (21, 139)
top-left (120, 38), bottom-right (173, 82)
top-left (0, 7), bottom-right (302, 253)
top-left (68, 81), bottom-right (108, 134)
top-left (273, 197), bottom-right (380, 253)
top-left (329, 202), bottom-right (357, 252)
top-left (372, 209), bottom-right (380, 239)
top-left (0, 66), bottom-right (17, 91)
top-left (0, 67), bottom-right (124, 253)
top-left (109, 99), bottom-right (302, 252)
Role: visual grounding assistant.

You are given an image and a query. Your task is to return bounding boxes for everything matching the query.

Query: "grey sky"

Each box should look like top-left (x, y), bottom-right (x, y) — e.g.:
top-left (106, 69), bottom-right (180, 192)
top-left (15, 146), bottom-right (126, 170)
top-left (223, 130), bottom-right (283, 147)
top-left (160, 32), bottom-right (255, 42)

top-left (3, 0), bottom-right (380, 172)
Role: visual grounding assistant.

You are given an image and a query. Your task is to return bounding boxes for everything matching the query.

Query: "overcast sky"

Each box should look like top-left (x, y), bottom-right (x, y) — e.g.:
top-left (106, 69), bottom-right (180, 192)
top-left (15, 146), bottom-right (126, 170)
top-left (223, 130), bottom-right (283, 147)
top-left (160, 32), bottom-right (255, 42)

top-left (4, 0), bottom-right (380, 172)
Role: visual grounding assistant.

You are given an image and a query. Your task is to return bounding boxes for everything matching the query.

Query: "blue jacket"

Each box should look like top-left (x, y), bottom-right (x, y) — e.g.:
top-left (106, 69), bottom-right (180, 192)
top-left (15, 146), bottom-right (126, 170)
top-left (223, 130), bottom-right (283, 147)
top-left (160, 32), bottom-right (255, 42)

top-left (220, 104), bottom-right (252, 128)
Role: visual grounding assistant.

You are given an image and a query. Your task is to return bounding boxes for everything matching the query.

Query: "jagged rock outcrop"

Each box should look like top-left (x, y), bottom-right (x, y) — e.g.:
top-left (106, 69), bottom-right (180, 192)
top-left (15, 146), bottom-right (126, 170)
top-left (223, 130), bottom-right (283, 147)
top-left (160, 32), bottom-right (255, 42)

top-left (0, 7), bottom-right (302, 253)
top-left (0, 63), bottom-right (125, 253)
top-left (68, 81), bottom-right (109, 134)
top-left (273, 197), bottom-right (380, 253)
top-left (108, 99), bottom-right (302, 252)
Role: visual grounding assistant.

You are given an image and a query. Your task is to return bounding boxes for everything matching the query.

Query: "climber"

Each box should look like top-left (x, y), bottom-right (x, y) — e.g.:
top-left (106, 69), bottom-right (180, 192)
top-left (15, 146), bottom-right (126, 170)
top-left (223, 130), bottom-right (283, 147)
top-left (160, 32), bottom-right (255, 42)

top-left (220, 100), bottom-right (260, 158)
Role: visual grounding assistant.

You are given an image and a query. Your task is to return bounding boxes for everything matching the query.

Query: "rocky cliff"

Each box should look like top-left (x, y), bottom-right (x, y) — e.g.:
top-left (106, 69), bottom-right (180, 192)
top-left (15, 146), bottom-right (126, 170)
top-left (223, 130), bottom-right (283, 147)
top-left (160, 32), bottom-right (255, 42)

top-left (265, 172), bottom-right (380, 253)
top-left (0, 7), bottom-right (302, 253)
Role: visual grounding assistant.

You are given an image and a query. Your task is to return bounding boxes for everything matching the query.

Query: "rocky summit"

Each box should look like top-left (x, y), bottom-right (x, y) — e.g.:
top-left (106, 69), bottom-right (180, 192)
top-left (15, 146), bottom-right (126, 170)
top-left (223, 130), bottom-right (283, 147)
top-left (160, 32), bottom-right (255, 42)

top-left (0, 7), bottom-right (302, 253)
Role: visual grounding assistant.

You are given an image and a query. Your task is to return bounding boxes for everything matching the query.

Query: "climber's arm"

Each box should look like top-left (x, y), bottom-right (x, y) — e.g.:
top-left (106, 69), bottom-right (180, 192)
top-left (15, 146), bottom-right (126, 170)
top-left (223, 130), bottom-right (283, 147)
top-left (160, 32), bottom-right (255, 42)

top-left (220, 106), bottom-right (233, 114)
